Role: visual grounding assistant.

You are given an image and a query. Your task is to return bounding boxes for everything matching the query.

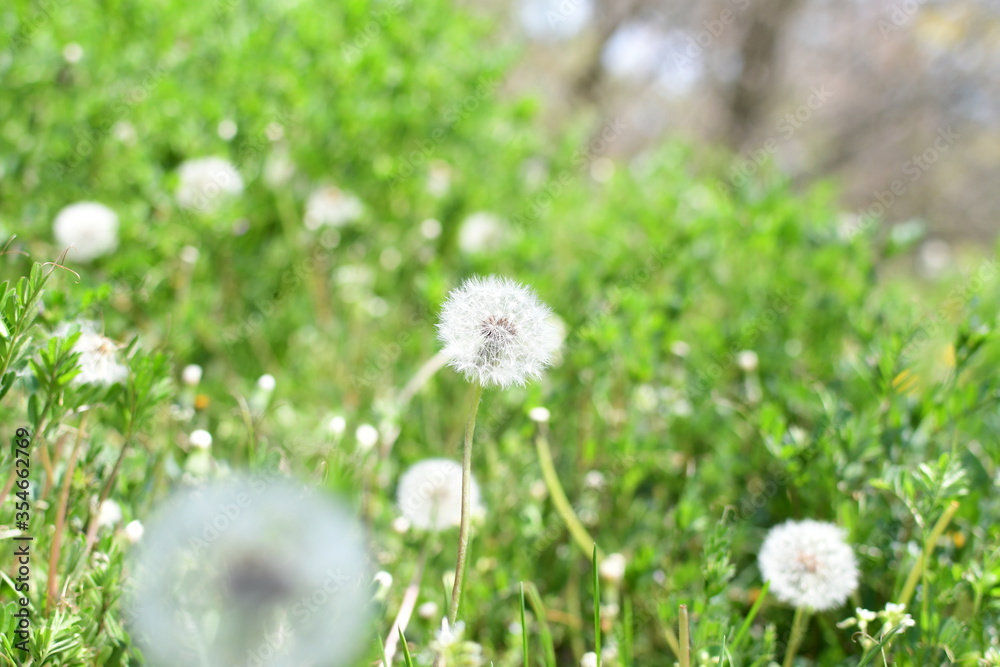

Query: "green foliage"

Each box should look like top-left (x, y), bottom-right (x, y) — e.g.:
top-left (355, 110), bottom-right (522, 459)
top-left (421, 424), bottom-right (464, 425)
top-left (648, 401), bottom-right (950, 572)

top-left (1, 0), bottom-right (999, 665)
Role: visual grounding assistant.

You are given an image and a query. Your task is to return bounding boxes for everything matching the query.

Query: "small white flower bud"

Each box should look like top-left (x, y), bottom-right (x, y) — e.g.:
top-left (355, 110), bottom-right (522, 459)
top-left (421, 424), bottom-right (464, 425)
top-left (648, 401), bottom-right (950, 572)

top-left (189, 429), bottom-right (213, 449)
top-left (181, 364), bottom-right (203, 386)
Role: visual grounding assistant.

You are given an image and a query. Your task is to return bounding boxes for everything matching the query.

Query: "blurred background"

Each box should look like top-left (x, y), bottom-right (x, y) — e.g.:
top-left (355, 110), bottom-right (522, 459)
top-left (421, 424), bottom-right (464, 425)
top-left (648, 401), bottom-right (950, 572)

top-left (497, 0), bottom-right (1000, 245)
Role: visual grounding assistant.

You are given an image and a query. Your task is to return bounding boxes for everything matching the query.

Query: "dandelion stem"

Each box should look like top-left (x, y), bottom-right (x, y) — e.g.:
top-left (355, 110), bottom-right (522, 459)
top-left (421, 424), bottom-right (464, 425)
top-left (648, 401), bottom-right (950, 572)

top-left (447, 382), bottom-right (483, 625)
top-left (46, 412), bottom-right (87, 609)
top-left (84, 429), bottom-right (133, 552)
top-left (534, 424), bottom-right (602, 562)
top-left (782, 606), bottom-right (810, 667)
top-left (898, 500), bottom-right (960, 608)
top-left (679, 604), bottom-right (691, 667)
top-left (384, 546), bottom-right (429, 665)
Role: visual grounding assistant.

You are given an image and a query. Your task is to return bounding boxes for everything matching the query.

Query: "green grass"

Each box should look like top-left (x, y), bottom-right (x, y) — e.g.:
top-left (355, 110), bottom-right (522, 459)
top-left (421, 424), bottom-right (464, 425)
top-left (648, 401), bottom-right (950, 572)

top-left (1, 0), bottom-right (999, 665)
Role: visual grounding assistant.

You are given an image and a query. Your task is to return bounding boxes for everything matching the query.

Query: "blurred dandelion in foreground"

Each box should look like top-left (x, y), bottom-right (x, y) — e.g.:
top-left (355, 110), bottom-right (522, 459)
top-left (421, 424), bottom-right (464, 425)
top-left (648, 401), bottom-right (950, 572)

top-left (437, 275), bottom-right (560, 389)
top-left (52, 201), bottom-right (119, 262)
top-left (303, 185), bottom-right (363, 229)
top-left (758, 519), bottom-right (859, 611)
top-left (128, 476), bottom-right (371, 667)
top-left (57, 323), bottom-right (128, 386)
top-left (175, 156), bottom-right (244, 213)
top-left (397, 459), bottom-right (481, 531)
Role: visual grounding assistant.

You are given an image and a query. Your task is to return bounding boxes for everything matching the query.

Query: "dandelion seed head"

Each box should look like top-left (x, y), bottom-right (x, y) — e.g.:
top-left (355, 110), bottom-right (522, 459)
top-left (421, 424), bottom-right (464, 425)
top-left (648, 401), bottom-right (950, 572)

top-left (181, 364), bottom-right (203, 386)
top-left (529, 406), bottom-right (551, 423)
top-left (437, 275), bottom-right (561, 389)
top-left (63, 43), bottom-right (84, 63)
top-left (60, 325), bottom-right (128, 386)
top-left (304, 186), bottom-right (363, 229)
top-left (599, 552), bottom-right (627, 584)
top-left (97, 499), bottom-right (123, 528)
top-left (355, 423), bottom-right (378, 450)
top-left (326, 415), bottom-right (346, 436)
top-left (758, 519), bottom-right (859, 611)
top-left (53, 202), bottom-right (119, 262)
top-left (257, 373), bottom-right (276, 392)
top-left (397, 458), bottom-right (481, 531)
top-left (124, 519), bottom-right (145, 544)
top-left (128, 476), bottom-right (370, 667)
top-left (458, 212), bottom-right (507, 254)
top-left (188, 429), bottom-right (213, 449)
top-left (175, 156), bottom-right (244, 213)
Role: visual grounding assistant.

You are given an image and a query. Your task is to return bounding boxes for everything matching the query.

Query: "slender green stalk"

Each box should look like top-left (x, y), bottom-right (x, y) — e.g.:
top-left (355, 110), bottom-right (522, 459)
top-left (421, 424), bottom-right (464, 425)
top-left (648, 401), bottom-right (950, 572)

top-left (730, 580), bottom-right (770, 653)
top-left (535, 427), bottom-right (603, 562)
top-left (782, 606), bottom-right (810, 667)
top-left (447, 383), bottom-right (484, 625)
top-left (524, 582), bottom-right (557, 667)
top-left (679, 604), bottom-right (691, 667)
top-left (520, 583), bottom-right (529, 666)
top-left (898, 500), bottom-right (960, 608)
top-left (593, 544), bottom-right (602, 667)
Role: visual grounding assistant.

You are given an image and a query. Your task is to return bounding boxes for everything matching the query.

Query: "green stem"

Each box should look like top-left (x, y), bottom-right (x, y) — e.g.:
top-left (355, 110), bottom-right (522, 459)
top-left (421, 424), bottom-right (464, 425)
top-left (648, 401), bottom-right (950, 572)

top-left (447, 383), bottom-right (484, 625)
top-left (679, 604), bottom-right (691, 667)
top-left (898, 500), bottom-right (960, 608)
top-left (535, 426), bottom-right (603, 562)
top-left (782, 606), bottom-right (810, 667)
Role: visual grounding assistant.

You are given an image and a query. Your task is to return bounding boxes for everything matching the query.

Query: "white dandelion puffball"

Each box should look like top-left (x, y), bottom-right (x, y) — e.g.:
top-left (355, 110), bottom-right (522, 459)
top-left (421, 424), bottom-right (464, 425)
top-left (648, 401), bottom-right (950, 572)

top-left (437, 275), bottom-right (561, 389)
top-left (304, 185), bottom-right (363, 229)
top-left (128, 476), bottom-right (371, 667)
top-left (123, 519), bottom-right (144, 544)
top-left (176, 156), bottom-right (244, 213)
top-left (97, 499), bottom-right (123, 528)
top-left (181, 364), bottom-right (203, 386)
top-left (397, 459), bottom-right (481, 531)
top-left (188, 429), bottom-right (213, 450)
top-left (458, 212), bottom-right (508, 255)
top-left (758, 519), bottom-right (859, 611)
top-left (67, 329), bottom-right (128, 386)
top-left (53, 202), bottom-right (119, 262)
